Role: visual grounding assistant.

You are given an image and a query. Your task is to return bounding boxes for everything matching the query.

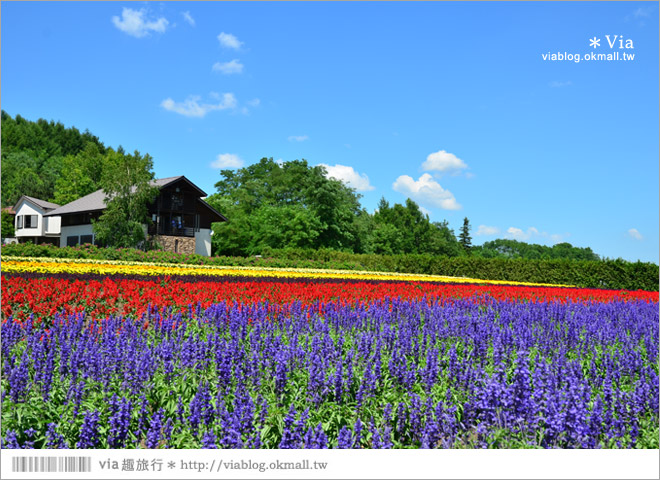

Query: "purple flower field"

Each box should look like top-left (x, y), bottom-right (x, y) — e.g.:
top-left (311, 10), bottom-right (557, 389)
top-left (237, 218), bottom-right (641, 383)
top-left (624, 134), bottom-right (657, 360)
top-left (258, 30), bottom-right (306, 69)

top-left (1, 296), bottom-right (658, 449)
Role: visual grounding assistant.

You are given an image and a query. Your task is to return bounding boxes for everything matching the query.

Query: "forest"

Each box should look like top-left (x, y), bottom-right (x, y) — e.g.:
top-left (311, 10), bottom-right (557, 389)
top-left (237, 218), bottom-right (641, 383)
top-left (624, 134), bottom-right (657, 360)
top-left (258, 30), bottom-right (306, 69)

top-left (0, 111), bottom-right (605, 262)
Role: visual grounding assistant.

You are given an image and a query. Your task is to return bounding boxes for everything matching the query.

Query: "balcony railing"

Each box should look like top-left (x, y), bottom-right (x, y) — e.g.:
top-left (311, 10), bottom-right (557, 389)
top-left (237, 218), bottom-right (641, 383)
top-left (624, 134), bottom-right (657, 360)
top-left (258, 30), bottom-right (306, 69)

top-left (148, 224), bottom-right (196, 238)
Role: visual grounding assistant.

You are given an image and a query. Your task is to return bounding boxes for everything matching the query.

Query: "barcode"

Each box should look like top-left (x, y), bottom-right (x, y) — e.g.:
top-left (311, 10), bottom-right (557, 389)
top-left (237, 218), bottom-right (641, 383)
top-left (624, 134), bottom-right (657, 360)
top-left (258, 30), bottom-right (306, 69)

top-left (11, 456), bottom-right (92, 473)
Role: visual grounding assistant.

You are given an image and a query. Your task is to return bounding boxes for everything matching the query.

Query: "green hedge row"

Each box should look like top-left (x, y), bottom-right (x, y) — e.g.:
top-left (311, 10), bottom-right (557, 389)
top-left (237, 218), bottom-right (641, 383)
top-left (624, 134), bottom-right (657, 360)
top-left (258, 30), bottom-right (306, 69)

top-left (0, 243), bottom-right (357, 269)
top-left (2, 243), bottom-right (658, 291)
top-left (260, 247), bottom-right (659, 291)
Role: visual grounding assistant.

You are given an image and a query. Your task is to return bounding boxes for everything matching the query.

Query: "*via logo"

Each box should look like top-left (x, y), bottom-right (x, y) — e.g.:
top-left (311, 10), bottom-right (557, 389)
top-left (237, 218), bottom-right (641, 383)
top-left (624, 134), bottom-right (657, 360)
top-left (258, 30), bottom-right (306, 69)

top-left (590, 35), bottom-right (634, 49)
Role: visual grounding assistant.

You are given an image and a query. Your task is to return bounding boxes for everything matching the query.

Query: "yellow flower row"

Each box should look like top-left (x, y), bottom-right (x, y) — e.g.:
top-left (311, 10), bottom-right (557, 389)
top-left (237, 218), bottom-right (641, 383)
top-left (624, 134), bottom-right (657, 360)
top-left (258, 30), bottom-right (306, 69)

top-left (1, 256), bottom-right (574, 287)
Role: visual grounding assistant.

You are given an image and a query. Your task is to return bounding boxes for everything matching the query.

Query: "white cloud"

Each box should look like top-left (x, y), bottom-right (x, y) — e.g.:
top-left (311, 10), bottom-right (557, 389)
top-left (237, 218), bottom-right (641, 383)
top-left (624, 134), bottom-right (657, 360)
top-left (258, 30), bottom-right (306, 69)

top-left (421, 150), bottom-right (468, 174)
top-left (506, 227), bottom-right (528, 240)
top-left (218, 32), bottom-right (243, 49)
top-left (288, 135), bottom-right (309, 142)
top-left (625, 6), bottom-right (654, 24)
top-left (112, 8), bottom-right (169, 38)
top-left (182, 11), bottom-right (195, 26)
top-left (247, 98), bottom-right (261, 107)
top-left (549, 81), bottom-right (572, 88)
top-left (160, 93), bottom-right (237, 118)
top-left (319, 164), bottom-right (375, 192)
top-left (212, 59), bottom-right (244, 75)
top-left (211, 153), bottom-right (243, 169)
top-left (550, 233), bottom-right (565, 243)
top-left (418, 205), bottom-right (432, 217)
top-left (392, 173), bottom-right (461, 210)
top-left (628, 228), bottom-right (643, 240)
top-left (632, 7), bottom-right (652, 18)
top-left (505, 226), bottom-right (567, 243)
top-left (476, 225), bottom-right (500, 236)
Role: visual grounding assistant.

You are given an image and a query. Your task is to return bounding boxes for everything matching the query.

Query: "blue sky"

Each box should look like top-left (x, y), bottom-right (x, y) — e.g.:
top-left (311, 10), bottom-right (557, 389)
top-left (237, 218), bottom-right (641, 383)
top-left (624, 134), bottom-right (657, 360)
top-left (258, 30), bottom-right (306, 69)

top-left (2, 1), bottom-right (658, 262)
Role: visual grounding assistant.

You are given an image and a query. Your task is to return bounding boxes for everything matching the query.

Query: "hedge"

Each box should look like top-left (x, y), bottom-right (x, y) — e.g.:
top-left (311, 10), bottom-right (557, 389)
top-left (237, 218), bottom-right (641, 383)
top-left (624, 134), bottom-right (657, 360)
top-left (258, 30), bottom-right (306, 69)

top-left (2, 243), bottom-right (658, 291)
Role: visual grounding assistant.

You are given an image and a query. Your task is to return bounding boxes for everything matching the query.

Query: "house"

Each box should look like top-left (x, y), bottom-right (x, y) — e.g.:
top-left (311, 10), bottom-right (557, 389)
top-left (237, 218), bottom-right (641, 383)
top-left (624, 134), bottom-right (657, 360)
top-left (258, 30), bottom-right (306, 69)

top-left (13, 196), bottom-right (62, 245)
top-left (31, 175), bottom-right (227, 256)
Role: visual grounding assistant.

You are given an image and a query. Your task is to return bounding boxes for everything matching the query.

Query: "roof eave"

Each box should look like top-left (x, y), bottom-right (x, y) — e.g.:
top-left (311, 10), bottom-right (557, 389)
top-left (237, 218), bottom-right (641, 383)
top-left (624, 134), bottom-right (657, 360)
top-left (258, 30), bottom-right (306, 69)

top-left (197, 198), bottom-right (228, 222)
top-left (157, 176), bottom-right (207, 197)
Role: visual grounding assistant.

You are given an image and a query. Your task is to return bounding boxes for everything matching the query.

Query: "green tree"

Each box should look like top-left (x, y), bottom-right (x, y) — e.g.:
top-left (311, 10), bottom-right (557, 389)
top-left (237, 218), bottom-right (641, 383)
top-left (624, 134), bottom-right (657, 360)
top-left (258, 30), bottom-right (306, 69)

top-left (428, 220), bottom-right (464, 257)
top-left (370, 197), bottom-right (451, 255)
top-left (474, 239), bottom-right (601, 261)
top-left (92, 149), bottom-right (159, 248)
top-left (0, 152), bottom-right (49, 207)
top-left (1, 111), bottom-right (106, 207)
top-left (351, 209), bottom-right (376, 254)
top-left (459, 217), bottom-right (472, 253)
top-left (52, 143), bottom-right (106, 205)
top-left (370, 222), bottom-right (404, 255)
top-left (210, 158), bottom-right (362, 255)
top-left (1, 209), bottom-right (15, 238)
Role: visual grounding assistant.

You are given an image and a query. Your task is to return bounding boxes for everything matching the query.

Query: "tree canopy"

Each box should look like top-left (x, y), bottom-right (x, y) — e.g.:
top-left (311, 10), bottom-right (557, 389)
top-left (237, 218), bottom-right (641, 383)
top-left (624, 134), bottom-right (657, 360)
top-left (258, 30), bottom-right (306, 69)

top-left (1, 111), bottom-right (107, 207)
top-left (207, 158), bottom-right (362, 255)
top-left (1, 209), bottom-right (15, 238)
top-left (206, 158), bottom-right (465, 257)
top-left (459, 217), bottom-right (472, 253)
top-left (92, 150), bottom-right (159, 249)
top-left (472, 239), bottom-right (600, 261)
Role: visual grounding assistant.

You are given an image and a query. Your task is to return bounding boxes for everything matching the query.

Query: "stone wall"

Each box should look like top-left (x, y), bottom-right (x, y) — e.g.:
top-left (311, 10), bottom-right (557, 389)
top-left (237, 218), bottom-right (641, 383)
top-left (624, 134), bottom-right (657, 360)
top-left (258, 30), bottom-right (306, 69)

top-left (152, 235), bottom-right (196, 255)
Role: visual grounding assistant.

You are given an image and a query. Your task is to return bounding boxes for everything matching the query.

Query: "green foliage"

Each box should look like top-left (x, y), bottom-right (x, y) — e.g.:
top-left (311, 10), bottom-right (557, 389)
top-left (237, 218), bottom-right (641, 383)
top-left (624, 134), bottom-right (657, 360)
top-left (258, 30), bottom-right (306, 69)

top-left (92, 149), bottom-right (159, 249)
top-left (473, 239), bottom-right (601, 261)
top-left (430, 221), bottom-right (465, 257)
top-left (1, 111), bottom-right (106, 207)
top-left (459, 217), bottom-right (472, 252)
top-left (210, 158), bottom-right (362, 255)
top-left (0, 152), bottom-right (54, 207)
top-left (1, 209), bottom-right (15, 237)
top-left (209, 158), bottom-right (467, 258)
top-left (52, 143), bottom-right (107, 205)
top-left (373, 198), bottom-right (432, 254)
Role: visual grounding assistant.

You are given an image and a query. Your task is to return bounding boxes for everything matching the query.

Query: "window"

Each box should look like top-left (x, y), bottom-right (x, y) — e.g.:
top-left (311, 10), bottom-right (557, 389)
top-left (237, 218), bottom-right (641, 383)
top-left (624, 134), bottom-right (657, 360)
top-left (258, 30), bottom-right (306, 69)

top-left (16, 216), bottom-right (23, 229)
top-left (61, 213), bottom-right (96, 227)
top-left (66, 236), bottom-right (79, 247)
top-left (80, 234), bottom-right (94, 245)
top-left (24, 215), bottom-right (38, 228)
top-left (171, 193), bottom-right (184, 210)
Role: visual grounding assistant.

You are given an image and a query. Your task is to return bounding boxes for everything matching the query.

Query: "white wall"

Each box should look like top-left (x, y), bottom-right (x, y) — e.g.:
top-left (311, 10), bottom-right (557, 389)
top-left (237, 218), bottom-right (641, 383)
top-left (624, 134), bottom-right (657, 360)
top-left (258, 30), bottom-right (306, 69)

top-left (60, 224), bottom-right (95, 247)
top-left (44, 216), bottom-right (61, 235)
top-left (14, 201), bottom-right (45, 237)
top-left (194, 228), bottom-right (212, 256)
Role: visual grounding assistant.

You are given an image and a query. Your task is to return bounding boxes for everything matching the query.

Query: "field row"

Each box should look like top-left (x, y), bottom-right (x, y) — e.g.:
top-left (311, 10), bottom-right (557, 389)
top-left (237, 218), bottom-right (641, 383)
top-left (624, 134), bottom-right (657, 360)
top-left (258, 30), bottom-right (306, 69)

top-left (2, 296), bottom-right (658, 449)
top-left (1, 257), bottom-right (573, 286)
top-left (2, 273), bottom-right (657, 324)
top-left (2, 264), bottom-right (658, 450)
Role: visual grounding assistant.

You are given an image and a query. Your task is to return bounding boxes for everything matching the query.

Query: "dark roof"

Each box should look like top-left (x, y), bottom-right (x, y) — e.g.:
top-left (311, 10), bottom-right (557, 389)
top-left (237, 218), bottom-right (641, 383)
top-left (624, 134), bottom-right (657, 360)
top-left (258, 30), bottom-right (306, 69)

top-left (43, 189), bottom-right (108, 217)
top-left (153, 175), bottom-right (207, 196)
top-left (45, 176), bottom-right (211, 217)
top-left (152, 176), bottom-right (184, 188)
top-left (198, 198), bottom-right (228, 223)
top-left (16, 196), bottom-right (61, 211)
